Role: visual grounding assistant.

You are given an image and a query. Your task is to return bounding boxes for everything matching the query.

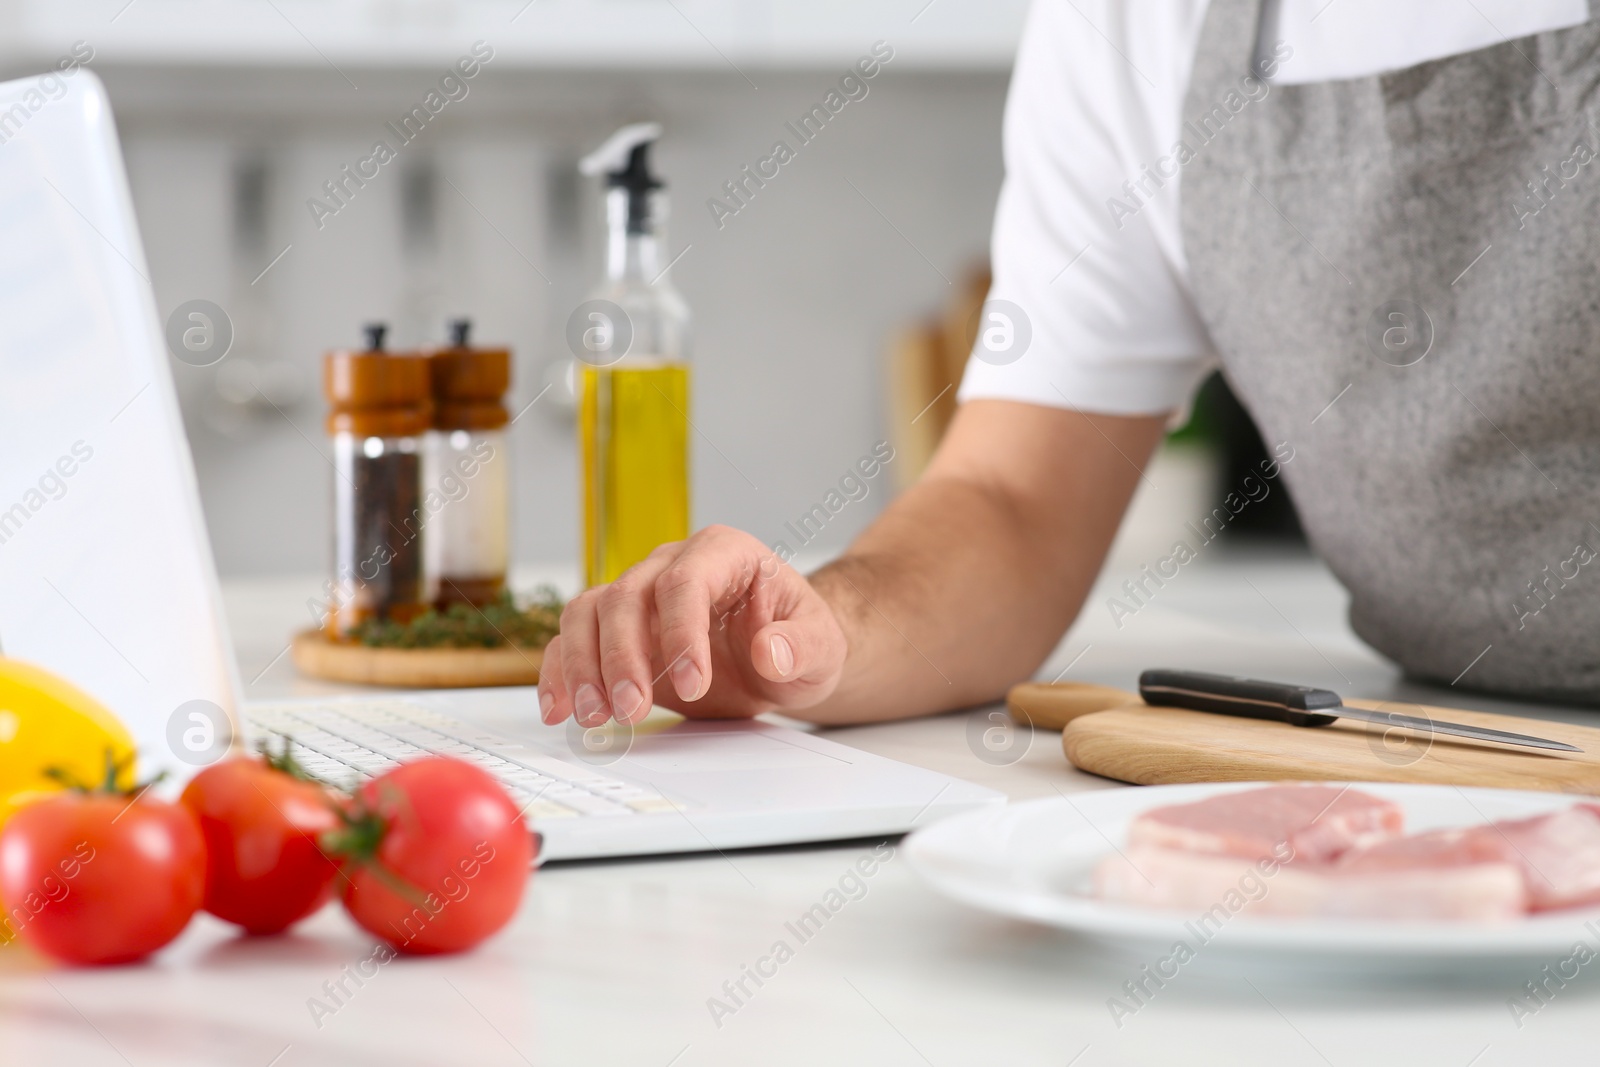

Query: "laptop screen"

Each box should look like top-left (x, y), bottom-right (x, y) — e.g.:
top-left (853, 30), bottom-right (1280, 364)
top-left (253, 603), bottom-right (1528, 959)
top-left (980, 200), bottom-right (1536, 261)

top-left (0, 71), bottom-right (241, 782)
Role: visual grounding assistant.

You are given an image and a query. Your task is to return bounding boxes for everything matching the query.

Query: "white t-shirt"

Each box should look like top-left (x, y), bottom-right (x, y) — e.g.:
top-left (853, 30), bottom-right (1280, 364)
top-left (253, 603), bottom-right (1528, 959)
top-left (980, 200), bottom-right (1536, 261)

top-left (957, 0), bottom-right (1591, 416)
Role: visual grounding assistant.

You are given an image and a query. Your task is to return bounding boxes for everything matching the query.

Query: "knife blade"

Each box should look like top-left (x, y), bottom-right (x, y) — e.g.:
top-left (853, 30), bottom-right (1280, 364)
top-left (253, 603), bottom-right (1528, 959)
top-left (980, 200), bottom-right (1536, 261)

top-left (1137, 669), bottom-right (1582, 754)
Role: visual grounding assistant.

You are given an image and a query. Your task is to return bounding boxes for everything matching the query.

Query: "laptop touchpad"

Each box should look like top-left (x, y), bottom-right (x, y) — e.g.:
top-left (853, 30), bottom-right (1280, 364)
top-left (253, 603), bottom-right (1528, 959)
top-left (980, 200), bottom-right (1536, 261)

top-left (621, 732), bottom-right (851, 773)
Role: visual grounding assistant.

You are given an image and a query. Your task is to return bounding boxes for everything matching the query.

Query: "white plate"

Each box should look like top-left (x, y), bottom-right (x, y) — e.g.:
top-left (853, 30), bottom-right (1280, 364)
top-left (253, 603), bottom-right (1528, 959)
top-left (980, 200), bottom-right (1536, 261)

top-left (905, 781), bottom-right (1600, 967)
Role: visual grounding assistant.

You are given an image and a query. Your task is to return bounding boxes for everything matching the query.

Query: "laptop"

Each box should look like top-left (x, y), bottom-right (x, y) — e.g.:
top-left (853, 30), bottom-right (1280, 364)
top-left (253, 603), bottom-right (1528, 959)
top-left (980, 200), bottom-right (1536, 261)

top-left (0, 70), bottom-right (1002, 861)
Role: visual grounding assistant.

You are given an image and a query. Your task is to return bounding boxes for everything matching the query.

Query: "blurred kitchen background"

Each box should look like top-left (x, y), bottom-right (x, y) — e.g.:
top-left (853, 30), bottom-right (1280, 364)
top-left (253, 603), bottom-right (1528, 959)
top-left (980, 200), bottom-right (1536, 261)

top-left (0, 0), bottom-right (1302, 582)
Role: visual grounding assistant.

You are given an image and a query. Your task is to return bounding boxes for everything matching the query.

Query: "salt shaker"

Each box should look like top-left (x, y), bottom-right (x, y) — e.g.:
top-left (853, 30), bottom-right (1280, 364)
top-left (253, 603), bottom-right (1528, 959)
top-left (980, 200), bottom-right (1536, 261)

top-left (425, 318), bottom-right (510, 608)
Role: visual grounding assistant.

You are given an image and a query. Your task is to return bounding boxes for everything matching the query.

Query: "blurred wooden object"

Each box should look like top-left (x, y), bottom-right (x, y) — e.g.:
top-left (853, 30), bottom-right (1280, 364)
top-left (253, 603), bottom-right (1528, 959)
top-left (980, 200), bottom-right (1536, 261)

top-left (1006, 681), bottom-right (1141, 730)
top-left (291, 629), bottom-right (542, 688)
top-left (889, 267), bottom-right (990, 488)
top-left (1064, 699), bottom-right (1600, 795)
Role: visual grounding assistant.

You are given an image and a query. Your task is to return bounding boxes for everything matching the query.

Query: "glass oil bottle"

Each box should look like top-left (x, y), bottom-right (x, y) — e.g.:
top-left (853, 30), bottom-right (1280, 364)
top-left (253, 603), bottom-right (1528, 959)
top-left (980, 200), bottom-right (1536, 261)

top-left (576, 123), bottom-right (691, 588)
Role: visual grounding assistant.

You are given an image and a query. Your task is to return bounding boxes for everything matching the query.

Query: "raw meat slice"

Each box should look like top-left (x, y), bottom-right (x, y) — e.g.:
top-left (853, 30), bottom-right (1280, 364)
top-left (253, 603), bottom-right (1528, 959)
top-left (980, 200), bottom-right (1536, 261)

top-left (1473, 806), bottom-right (1600, 911)
top-left (1337, 827), bottom-right (1511, 871)
top-left (1126, 784), bottom-right (1403, 864)
top-left (1094, 845), bottom-right (1526, 922)
top-left (1340, 807), bottom-right (1600, 911)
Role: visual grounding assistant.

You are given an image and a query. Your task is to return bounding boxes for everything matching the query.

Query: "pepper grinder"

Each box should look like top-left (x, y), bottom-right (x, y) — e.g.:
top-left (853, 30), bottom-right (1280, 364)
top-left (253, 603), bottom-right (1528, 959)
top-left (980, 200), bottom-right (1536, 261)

top-left (323, 323), bottom-right (431, 637)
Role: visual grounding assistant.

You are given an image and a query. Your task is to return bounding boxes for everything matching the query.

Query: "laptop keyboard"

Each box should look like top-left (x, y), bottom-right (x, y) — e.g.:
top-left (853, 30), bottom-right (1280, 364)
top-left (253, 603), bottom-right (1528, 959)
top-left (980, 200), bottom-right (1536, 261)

top-left (245, 701), bottom-right (682, 819)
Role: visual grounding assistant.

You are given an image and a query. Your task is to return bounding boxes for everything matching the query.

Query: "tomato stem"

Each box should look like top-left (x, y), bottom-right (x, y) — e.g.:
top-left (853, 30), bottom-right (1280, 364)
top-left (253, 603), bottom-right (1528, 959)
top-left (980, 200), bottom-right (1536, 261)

top-left (42, 748), bottom-right (161, 797)
top-left (319, 791), bottom-right (434, 911)
top-left (257, 736), bottom-right (319, 783)
top-left (319, 809), bottom-right (386, 861)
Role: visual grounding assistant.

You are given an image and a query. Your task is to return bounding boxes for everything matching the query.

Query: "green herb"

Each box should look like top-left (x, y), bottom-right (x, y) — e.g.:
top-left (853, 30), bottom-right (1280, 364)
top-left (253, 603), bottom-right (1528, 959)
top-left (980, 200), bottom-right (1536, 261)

top-left (349, 587), bottom-right (562, 650)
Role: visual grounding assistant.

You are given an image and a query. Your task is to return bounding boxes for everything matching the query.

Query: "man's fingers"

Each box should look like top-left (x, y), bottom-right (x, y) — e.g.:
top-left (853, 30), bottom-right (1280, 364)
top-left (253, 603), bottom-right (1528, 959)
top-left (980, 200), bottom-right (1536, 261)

top-left (750, 625), bottom-right (801, 683)
top-left (653, 528), bottom-right (763, 701)
top-left (749, 594), bottom-right (847, 699)
top-left (558, 591), bottom-right (610, 726)
top-left (552, 525), bottom-right (839, 722)
top-left (654, 561), bottom-right (710, 702)
top-left (538, 635), bottom-right (573, 725)
top-left (655, 525), bottom-right (840, 706)
top-left (597, 551), bottom-right (677, 725)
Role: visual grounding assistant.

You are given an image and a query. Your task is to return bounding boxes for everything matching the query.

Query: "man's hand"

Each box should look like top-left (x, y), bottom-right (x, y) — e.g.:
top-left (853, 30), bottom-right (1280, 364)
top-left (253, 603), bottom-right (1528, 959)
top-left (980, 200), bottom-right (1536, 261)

top-left (540, 401), bottom-right (1166, 728)
top-left (538, 526), bottom-right (848, 726)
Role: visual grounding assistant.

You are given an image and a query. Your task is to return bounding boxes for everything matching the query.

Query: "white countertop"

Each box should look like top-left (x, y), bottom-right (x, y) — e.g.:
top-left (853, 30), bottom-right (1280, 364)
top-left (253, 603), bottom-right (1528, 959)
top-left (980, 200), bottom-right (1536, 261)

top-left (5, 552), bottom-right (1598, 1066)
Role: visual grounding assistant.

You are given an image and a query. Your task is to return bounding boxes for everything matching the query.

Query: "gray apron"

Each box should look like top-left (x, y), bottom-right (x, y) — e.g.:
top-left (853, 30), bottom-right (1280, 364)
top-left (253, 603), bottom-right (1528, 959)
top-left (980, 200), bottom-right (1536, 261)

top-left (1180, 1), bottom-right (1600, 699)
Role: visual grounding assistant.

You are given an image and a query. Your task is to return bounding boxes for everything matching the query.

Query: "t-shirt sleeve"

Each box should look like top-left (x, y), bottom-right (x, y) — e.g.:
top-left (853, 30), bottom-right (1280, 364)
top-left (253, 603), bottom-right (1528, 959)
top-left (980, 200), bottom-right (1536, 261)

top-left (958, 0), bottom-right (1217, 416)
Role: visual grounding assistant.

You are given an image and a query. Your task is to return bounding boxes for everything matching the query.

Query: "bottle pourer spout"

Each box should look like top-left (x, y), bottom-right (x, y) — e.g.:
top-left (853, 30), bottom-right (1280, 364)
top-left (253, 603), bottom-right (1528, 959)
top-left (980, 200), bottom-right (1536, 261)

top-left (581, 122), bottom-right (664, 235)
top-left (364, 322), bottom-right (388, 352)
top-left (449, 318), bottom-right (472, 347)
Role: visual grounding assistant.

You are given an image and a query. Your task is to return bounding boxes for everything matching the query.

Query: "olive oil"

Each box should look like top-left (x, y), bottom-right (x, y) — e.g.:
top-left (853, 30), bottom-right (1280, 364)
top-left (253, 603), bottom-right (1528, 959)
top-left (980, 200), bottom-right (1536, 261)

top-left (580, 361), bottom-right (690, 586)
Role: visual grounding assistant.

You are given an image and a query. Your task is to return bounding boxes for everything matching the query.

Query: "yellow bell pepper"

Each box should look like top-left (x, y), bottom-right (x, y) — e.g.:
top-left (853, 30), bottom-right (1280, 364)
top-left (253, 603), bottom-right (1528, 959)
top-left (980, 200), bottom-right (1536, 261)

top-left (0, 658), bottom-right (135, 827)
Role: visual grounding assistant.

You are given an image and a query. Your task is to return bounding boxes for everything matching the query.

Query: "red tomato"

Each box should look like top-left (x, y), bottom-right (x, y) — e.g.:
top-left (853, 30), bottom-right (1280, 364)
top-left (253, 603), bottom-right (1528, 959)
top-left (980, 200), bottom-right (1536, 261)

top-left (0, 792), bottom-right (204, 965)
top-left (180, 757), bottom-right (342, 934)
top-left (333, 757), bottom-right (532, 955)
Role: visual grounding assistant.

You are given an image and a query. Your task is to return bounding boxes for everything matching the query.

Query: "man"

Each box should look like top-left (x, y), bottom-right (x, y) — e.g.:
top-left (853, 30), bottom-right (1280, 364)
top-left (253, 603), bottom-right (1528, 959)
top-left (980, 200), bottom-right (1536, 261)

top-left (539, 0), bottom-right (1600, 728)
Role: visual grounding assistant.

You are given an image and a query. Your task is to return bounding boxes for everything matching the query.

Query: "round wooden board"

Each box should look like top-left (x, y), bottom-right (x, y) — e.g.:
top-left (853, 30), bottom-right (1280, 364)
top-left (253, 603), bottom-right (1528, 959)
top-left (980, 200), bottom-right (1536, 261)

top-left (1062, 699), bottom-right (1600, 795)
top-left (291, 629), bottom-right (543, 688)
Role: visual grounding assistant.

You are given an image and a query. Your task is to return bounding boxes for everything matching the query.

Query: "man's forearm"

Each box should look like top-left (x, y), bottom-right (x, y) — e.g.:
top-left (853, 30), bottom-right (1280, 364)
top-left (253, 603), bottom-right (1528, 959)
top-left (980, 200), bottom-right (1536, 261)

top-left (802, 477), bottom-right (1054, 723)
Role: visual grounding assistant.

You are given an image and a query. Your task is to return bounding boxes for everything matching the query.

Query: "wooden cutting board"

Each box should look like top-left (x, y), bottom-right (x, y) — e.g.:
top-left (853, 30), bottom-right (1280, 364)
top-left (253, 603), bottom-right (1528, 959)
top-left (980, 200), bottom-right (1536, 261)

top-left (1062, 698), bottom-right (1600, 795)
top-left (1007, 681), bottom-right (1140, 730)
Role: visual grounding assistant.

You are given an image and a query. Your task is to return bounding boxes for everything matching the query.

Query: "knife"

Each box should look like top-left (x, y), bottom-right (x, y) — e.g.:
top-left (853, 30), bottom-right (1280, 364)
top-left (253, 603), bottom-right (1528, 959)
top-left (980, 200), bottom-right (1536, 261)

top-left (1137, 669), bottom-right (1582, 754)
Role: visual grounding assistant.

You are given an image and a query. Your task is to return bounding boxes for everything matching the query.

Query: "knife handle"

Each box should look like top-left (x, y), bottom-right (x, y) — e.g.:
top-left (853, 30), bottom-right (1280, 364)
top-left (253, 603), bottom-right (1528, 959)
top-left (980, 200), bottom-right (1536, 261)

top-left (1138, 669), bottom-right (1341, 728)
